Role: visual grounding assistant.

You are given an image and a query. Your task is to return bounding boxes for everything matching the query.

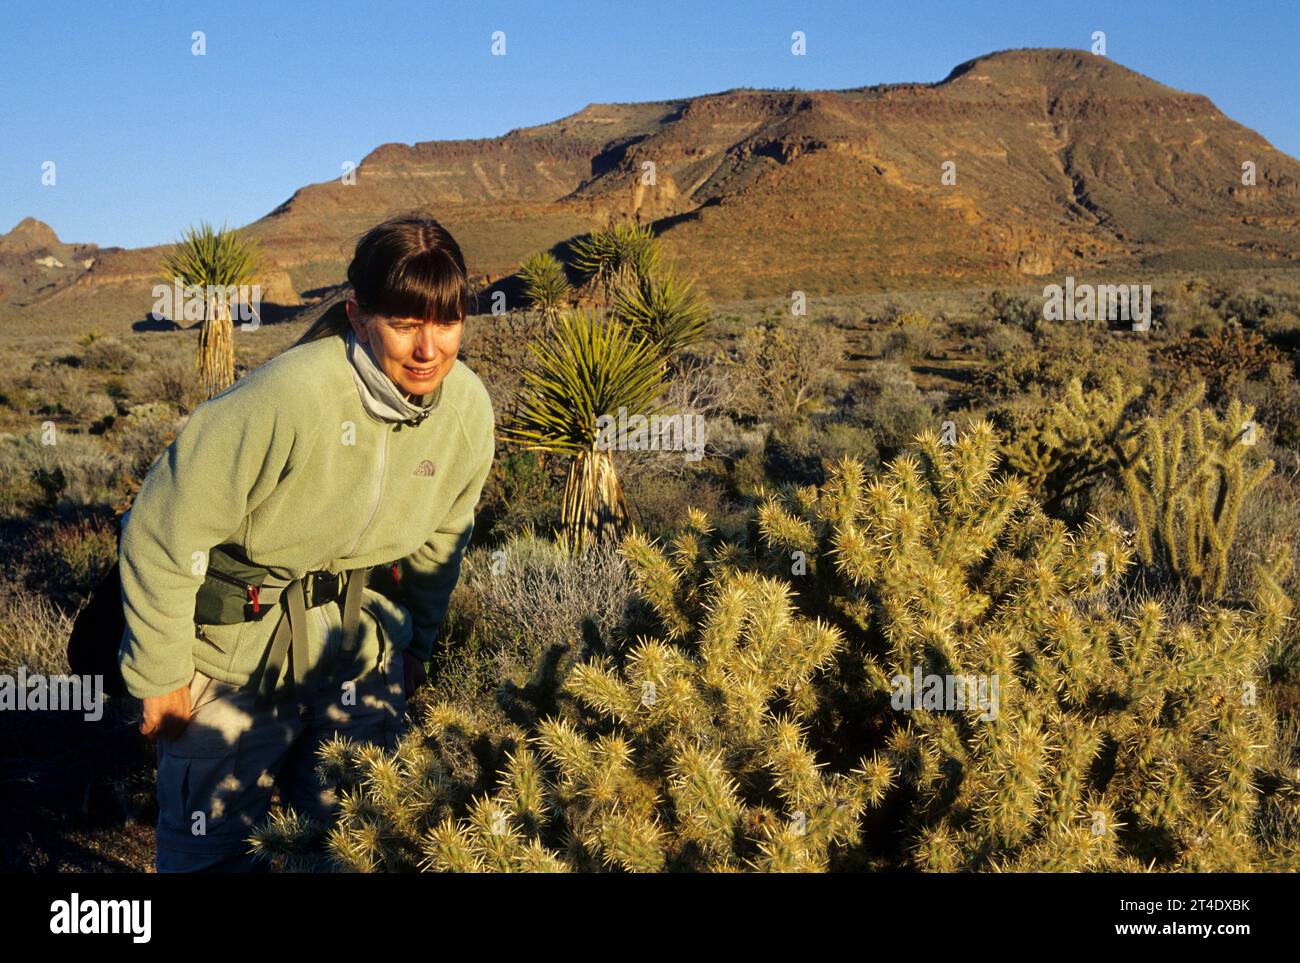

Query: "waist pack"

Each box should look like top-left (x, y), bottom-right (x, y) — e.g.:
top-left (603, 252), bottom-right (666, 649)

top-left (68, 541), bottom-right (406, 707)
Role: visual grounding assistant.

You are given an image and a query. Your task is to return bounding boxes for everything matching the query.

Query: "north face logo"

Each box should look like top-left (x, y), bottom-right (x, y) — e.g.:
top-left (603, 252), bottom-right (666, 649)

top-left (414, 459), bottom-right (436, 477)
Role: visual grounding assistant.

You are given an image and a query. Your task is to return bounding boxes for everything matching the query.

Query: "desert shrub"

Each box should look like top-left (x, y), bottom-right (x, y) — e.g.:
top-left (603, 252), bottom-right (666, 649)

top-left (252, 421), bottom-right (1300, 872)
top-left (956, 313), bottom-right (1000, 342)
top-left (595, 352), bottom-right (731, 485)
top-left (1151, 277), bottom-right (1224, 338)
top-left (26, 515), bottom-right (119, 607)
top-left (622, 468), bottom-right (729, 542)
top-left (1239, 362), bottom-right (1300, 454)
top-left (108, 402), bottom-right (184, 483)
top-left (0, 434), bottom-right (39, 518)
top-left (52, 515), bottom-right (118, 589)
top-left (81, 336), bottom-right (141, 373)
top-left (21, 366), bottom-right (116, 424)
top-left (726, 442), bottom-right (772, 502)
top-left (980, 322), bottom-right (1034, 362)
top-left (431, 532), bottom-right (634, 707)
top-left (1155, 326), bottom-right (1286, 407)
top-left (26, 432), bottom-right (122, 512)
top-left (834, 362), bottom-right (945, 461)
top-left (987, 289), bottom-right (1040, 332)
top-left (82, 393), bottom-right (117, 428)
top-left (873, 310), bottom-right (938, 361)
top-left (475, 449), bottom-right (560, 544)
top-left (970, 325), bottom-right (1150, 405)
top-left (459, 308), bottom-right (550, 419)
top-left (1149, 279), bottom-right (1298, 337)
top-left (104, 377), bottom-right (130, 402)
top-left (0, 370), bottom-right (25, 411)
top-left (727, 320), bottom-right (847, 420)
top-left (764, 418), bottom-right (879, 487)
top-left (138, 353), bottom-right (208, 415)
top-left (1220, 291), bottom-right (1282, 328)
top-left (1227, 472), bottom-right (1300, 671)
top-left (0, 430), bottom-right (121, 514)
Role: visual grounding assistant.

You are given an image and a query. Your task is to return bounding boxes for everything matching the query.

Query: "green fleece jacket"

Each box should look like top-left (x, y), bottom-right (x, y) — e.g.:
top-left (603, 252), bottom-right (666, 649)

top-left (117, 334), bottom-right (495, 699)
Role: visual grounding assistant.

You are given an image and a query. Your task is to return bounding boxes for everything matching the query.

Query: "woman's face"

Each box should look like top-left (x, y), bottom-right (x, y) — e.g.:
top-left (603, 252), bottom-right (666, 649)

top-left (346, 297), bottom-right (463, 400)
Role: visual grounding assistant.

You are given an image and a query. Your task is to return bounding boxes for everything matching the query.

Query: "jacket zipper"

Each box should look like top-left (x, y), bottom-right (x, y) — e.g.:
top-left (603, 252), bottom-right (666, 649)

top-left (344, 423), bottom-right (392, 557)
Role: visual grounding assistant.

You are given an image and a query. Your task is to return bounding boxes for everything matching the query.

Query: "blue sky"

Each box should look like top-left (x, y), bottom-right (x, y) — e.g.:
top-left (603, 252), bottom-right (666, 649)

top-left (3, 0), bottom-right (1297, 249)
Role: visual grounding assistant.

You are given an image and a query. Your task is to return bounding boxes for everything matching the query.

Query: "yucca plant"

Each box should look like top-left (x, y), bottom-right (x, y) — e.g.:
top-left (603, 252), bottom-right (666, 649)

top-left (518, 251), bottom-right (572, 321)
top-left (610, 264), bottom-right (710, 358)
top-left (570, 221), bottom-right (661, 306)
top-left (159, 221), bottom-right (261, 398)
top-left (502, 308), bottom-right (668, 553)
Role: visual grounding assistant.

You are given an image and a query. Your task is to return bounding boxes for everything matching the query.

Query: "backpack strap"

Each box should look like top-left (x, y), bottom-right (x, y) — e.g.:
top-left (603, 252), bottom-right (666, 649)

top-left (253, 565), bottom-right (371, 712)
top-left (255, 575), bottom-right (309, 711)
top-left (340, 567), bottom-right (365, 657)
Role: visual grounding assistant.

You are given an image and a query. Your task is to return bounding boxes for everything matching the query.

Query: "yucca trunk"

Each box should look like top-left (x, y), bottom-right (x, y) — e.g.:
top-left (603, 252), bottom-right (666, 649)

top-left (560, 445), bottom-right (629, 553)
top-left (196, 292), bottom-right (235, 398)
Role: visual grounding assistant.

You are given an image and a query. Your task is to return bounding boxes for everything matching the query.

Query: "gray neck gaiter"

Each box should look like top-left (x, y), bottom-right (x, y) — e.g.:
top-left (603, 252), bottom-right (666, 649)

top-left (344, 330), bottom-right (442, 426)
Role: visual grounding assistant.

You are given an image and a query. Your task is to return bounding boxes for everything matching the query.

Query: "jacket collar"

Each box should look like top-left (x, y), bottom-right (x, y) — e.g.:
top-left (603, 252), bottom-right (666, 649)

top-left (344, 330), bottom-right (443, 426)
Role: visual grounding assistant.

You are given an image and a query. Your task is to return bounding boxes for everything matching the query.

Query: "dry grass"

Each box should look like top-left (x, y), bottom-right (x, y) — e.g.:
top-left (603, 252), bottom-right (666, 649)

top-left (0, 590), bottom-right (73, 675)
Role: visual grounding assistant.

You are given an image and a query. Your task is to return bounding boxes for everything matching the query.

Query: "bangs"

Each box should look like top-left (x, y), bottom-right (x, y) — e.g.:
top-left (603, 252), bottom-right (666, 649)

top-left (370, 248), bottom-right (470, 324)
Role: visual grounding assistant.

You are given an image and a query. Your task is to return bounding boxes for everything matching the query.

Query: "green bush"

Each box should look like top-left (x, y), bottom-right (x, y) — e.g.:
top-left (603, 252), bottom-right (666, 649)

top-left (971, 325), bottom-right (1151, 404)
top-left (764, 418), bottom-right (879, 487)
top-left (27, 515), bottom-right (119, 608)
top-left (475, 448), bottom-right (561, 544)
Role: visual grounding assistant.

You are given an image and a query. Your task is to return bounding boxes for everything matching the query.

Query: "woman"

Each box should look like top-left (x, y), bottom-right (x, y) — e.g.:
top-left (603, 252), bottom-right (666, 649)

top-left (117, 213), bottom-right (496, 872)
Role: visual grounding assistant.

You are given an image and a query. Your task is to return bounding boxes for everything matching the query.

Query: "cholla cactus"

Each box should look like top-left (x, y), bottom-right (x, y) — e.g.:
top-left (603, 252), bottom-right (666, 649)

top-left (751, 419), bottom-right (1295, 870)
top-left (1002, 377), bottom-right (1278, 600)
top-left (252, 421), bottom-right (1299, 871)
top-left (998, 375), bottom-right (1143, 510)
top-left (397, 540), bottom-right (871, 872)
top-left (1118, 391), bottom-right (1275, 599)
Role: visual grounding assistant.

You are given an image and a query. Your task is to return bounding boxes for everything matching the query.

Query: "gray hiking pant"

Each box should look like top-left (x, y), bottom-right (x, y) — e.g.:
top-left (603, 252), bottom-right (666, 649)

top-left (153, 648), bottom-right (407, 873)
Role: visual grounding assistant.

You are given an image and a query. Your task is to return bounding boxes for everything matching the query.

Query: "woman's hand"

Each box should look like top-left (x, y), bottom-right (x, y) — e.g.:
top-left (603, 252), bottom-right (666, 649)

top-left (402, 651), bottom-right (428, 699)
top-left (140, 684), bottom-right (192, 742)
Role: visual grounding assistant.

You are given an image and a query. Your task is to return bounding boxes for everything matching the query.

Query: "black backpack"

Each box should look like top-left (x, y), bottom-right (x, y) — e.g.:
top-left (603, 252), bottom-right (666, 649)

top-left (67, 558), bottom-right (131, 697)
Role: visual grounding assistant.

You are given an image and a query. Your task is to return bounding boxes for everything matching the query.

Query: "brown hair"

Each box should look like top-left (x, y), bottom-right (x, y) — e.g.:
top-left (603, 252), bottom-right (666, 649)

top-left (294, 213), bottom-right (474, 346)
